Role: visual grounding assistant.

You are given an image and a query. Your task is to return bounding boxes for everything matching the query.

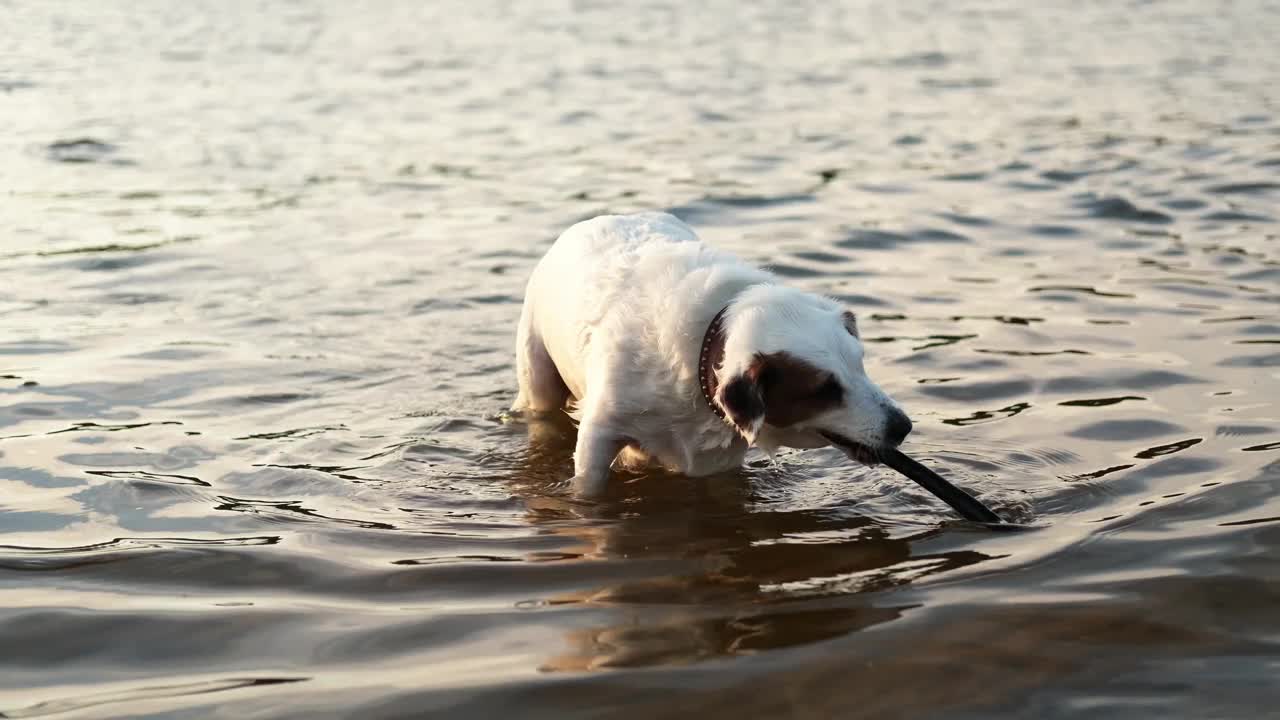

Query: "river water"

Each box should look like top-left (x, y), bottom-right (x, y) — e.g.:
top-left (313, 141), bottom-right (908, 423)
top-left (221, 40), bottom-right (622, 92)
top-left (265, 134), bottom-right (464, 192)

top-left (3, 1), bottom-right (1280, 717)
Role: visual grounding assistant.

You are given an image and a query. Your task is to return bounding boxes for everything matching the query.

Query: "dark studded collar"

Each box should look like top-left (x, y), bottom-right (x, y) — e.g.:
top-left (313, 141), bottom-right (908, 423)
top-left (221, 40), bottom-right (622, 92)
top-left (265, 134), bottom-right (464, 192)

top-left (698, 305), bottom-right (730, 422)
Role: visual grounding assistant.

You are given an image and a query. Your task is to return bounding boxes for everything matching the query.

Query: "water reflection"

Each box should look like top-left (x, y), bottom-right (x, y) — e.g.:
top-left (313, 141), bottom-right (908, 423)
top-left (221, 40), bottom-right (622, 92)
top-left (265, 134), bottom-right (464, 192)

top-left (507, 415), bottom-right (996, 670)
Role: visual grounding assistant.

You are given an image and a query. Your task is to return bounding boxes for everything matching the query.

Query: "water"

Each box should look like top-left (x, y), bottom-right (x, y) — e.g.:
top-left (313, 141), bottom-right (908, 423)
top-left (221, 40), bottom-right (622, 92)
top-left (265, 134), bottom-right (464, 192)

top-left (3, 1), bottom-right (1279, 717)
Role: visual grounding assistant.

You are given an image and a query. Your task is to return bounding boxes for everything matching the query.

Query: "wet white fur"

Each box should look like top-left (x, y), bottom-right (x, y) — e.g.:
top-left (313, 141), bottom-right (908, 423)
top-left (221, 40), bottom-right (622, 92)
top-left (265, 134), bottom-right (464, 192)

top-left (513, 212), bottom-right (903, 496)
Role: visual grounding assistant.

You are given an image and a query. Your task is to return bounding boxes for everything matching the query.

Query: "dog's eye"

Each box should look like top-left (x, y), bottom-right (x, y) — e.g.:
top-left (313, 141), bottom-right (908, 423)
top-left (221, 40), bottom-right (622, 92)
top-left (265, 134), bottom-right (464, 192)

top-left (815, 377), bottom-right (843, 402)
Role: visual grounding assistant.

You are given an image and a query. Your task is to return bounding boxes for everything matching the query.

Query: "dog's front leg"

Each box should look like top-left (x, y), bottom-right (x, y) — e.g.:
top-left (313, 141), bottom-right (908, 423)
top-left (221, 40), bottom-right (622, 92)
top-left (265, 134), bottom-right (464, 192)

top-left (570, 415), bottom-right (627, 497)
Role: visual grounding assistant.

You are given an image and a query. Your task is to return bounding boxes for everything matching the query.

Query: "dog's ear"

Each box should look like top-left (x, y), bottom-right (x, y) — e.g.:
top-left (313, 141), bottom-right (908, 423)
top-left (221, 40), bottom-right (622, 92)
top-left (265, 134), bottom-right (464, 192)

top-left (718, 360), bottom-right (767, 444)
top-left (842, 310), bottom-right (859, 338)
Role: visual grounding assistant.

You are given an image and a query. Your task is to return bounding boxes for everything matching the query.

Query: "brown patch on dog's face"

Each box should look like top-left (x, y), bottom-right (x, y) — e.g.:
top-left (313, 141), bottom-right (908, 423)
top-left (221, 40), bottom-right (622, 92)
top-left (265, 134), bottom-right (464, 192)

top-left (746, 351), bottom-right (844, 428)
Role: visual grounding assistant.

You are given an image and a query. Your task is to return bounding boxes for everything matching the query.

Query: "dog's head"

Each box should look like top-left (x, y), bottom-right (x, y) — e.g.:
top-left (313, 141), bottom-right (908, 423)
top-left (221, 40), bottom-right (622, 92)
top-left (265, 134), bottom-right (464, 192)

top-left (713, 285), bottom-right (911, 461)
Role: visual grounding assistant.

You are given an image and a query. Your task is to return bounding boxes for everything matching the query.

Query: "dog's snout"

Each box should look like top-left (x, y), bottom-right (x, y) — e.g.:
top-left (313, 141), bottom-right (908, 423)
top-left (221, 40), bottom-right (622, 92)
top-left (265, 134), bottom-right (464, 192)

top-left (884, 408), bottom-right (913, 447)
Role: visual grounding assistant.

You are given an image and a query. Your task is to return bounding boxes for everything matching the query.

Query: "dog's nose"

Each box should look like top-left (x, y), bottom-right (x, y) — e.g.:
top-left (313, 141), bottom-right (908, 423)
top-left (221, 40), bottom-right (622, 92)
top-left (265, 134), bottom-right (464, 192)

top-left (884, 409), bottom-right (913, 447)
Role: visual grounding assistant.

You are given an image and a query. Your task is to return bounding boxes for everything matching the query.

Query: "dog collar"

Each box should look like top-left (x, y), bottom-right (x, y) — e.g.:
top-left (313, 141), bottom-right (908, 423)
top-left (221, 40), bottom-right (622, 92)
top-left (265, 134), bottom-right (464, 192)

top-left (698, 305), bottom-right (730, 422)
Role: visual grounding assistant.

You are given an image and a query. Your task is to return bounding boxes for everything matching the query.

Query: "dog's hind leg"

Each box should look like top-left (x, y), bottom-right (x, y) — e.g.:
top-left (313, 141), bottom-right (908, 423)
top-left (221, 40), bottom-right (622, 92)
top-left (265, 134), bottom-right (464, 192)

top-left (512, 301), bottom-right (570, 412)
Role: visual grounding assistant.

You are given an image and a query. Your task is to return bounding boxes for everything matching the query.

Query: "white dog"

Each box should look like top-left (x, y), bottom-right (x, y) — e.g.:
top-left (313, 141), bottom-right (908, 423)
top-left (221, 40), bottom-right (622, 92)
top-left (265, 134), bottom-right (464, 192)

top-left (513, 212), bottom-right (912, 496)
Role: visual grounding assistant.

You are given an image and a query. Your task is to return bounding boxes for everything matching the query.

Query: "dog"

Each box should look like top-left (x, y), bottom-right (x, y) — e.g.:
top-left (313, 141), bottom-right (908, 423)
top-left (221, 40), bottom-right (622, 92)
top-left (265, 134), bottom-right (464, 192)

top-left (513, 211), bottom-right (912, 496)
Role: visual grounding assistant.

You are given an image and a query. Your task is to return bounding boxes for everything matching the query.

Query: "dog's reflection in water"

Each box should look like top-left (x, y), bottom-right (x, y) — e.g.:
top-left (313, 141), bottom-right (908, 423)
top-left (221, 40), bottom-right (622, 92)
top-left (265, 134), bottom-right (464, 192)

top-left (503, 415), bottom-right (994, 671)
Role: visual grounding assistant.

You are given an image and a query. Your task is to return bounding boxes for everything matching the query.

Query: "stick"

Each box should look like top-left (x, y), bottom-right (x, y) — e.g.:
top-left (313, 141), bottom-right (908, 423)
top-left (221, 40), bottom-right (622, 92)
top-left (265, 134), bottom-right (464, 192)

top-left (882, 449), bottom-right (1003, 524)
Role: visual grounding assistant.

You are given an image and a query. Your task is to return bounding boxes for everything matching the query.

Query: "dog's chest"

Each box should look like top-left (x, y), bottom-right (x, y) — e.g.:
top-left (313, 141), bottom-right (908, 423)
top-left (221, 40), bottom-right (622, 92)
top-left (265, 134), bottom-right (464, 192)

top-left (625, 409), bottom-right (748, 477)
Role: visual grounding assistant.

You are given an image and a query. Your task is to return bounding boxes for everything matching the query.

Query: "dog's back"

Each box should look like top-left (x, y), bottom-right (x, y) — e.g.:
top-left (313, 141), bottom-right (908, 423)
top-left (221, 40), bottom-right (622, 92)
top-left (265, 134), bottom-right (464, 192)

top-left (524, 212), bottom-right (766, 403)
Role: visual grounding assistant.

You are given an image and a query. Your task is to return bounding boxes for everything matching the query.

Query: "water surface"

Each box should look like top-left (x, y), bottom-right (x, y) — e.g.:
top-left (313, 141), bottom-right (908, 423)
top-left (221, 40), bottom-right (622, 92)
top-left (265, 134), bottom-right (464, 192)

top-left (3, 1), bottom-right (1280, 717)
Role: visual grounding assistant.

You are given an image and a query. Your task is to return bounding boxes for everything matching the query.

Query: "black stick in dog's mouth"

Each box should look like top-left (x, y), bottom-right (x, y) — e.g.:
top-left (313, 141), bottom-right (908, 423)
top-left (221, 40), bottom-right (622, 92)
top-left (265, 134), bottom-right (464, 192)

top-left (819, 431), bottom-right (1004, 524)
top-left (818, 430), bottom-right (881, 466)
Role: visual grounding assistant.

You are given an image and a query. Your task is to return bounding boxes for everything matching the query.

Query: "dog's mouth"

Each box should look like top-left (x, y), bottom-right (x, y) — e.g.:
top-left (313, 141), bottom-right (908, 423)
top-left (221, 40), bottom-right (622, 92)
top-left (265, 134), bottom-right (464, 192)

top-left (818, 430), bottom-right (883, 465)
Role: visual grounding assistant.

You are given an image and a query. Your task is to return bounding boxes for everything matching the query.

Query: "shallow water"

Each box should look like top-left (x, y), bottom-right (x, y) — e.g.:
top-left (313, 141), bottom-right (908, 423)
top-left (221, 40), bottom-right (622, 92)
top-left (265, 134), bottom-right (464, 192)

top-left (3, 1), bottom-right (1280, 717)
